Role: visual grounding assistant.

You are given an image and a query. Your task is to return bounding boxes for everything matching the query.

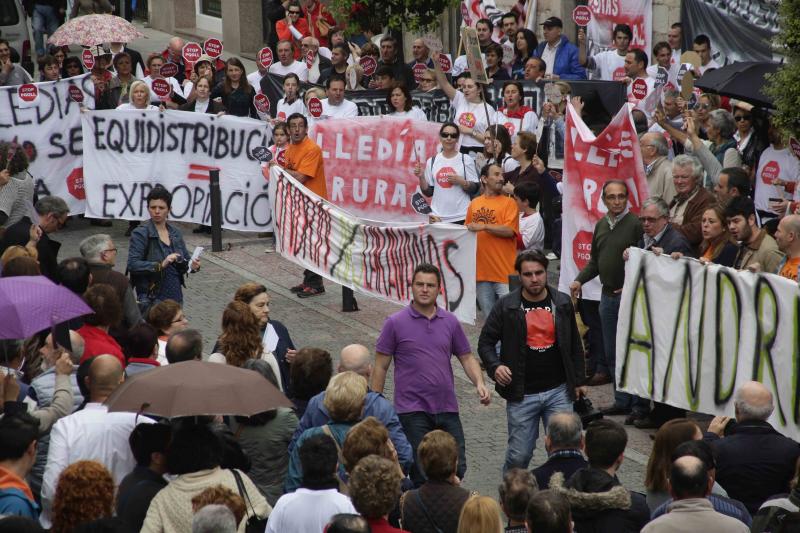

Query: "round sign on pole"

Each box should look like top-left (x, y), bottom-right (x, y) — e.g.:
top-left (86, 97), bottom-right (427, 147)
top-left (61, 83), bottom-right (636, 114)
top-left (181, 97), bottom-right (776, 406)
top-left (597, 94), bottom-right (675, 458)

top-left (654, 67), bottom-right (668, 88)
top-left (572, 5), bottom-right (592, 26)
top-left (151, 78), bottom-right (171, 100)
top-left (438, 53), bottom-right (452, 73)
top-left (254, 93), bottom-right (270, 114)
top-left (17, 84), bottom-right (38, 103)
top-left (251, 146), bottom-right (272, 163)
top-left (68, 85), bottom-right (84, 103)
top-left (204, 38), bottom-right (223, 58)
top-left (258, 47), bottom-right (273, 69)
top-left (412, 63), bottom-right (427, 83)
top-left (305, 50), bottom-right (315, 69)
top-left (182, 42), bottom-right (203, 64)
top-left (307, 97), bottom-right (323, 118)
top-left (81, 49), bottom-right (95, 70)
top-left (159, 62), bottom-right (179, 78)
top-left (631, 78), bottom-right (648, 100)
top-left (359, 56), bottom-right (377, 77)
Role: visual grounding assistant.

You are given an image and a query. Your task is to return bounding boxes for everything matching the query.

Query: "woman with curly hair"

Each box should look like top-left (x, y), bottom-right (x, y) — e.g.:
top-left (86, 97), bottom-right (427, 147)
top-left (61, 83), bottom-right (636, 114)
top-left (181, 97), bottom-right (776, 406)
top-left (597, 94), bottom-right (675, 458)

top-left (147, 299), bottom-right (189, 364)
top-left (50, 460), bottom-right (114, 533)
top-left (209, 300), bottom-right (264, 367)
top-left (349, 455), bottom-right (406, 533)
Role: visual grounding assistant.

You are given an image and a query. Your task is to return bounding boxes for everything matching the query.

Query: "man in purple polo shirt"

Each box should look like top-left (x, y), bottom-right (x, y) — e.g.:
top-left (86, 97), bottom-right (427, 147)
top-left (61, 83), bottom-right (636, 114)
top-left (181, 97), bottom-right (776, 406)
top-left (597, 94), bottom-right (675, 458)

top-left (372, 263), bottom-right (491, 486)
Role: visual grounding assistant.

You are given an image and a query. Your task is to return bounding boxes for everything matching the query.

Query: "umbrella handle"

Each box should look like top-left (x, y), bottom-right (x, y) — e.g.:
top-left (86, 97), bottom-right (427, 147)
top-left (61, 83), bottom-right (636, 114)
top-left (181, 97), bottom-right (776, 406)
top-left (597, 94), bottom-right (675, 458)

top-left (135, 403), bottom-right (151, 423)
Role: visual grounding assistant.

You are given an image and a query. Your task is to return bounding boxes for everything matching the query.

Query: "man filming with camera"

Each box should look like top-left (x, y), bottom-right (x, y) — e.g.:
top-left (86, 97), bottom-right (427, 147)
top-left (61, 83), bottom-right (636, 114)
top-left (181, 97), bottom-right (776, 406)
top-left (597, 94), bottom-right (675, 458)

top-left (478, 250), bottom-right (587, 474)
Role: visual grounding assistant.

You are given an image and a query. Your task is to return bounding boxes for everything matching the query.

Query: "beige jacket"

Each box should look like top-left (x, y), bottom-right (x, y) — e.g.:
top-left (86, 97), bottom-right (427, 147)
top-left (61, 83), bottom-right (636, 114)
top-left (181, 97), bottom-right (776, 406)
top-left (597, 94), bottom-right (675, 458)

top-left (646, 156), bottom-right (677, 205)
top-left (734, 229), bottom-right (784, 273)
top-left (642, 498), bottom-right (749, 533)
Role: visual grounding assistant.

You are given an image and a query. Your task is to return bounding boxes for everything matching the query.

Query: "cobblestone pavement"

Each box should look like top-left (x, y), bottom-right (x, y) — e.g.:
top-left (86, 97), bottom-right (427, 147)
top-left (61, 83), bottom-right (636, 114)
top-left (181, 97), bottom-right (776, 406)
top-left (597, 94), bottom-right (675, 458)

top-left (54, 217), bottom-right (656, 496)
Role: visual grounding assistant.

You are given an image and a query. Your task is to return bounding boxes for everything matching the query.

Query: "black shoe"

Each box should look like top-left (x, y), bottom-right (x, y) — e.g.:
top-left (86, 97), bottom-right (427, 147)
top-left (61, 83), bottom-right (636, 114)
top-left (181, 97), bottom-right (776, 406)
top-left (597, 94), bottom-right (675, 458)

top-left (297, 285), bottom-right (325, 298)
top-left (602, 405), bottom-right (632, 416)
top-left (290, 283), bottom-right (307, 293)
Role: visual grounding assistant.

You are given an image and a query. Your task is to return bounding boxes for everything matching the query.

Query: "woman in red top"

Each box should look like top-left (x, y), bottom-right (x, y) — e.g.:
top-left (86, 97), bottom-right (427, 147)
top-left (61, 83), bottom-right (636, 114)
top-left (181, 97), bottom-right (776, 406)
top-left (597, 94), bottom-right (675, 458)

top-left (276, 1), bottom-right (309, 60)
top-left (77, 284), bottom-right (125, 366)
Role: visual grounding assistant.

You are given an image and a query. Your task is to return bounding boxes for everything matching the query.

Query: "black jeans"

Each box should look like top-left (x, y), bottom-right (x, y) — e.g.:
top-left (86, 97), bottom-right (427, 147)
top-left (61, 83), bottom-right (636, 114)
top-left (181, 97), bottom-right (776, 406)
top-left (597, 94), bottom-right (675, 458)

top-left (399, 411), bottom-right (467, 487)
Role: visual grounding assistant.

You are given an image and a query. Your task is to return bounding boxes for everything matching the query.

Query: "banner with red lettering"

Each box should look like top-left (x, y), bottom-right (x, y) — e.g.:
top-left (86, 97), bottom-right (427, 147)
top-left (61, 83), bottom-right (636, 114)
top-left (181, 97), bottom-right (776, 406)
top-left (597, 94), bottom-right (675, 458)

top-left (309, 117), bottom-right (441, 223)
top-left (557, 103), bottom-right (649, 301)
top-left (587, 0), bottom-right (652, 59)
top-left (460, 0), bottom-right (537, 33)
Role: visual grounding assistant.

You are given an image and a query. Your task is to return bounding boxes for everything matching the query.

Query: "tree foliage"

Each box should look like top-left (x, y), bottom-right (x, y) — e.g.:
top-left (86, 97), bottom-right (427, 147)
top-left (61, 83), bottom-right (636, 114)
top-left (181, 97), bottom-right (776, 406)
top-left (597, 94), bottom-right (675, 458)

top-left (765, 0), bottom-right (800, 137)
top-left (328, 0), bottom-right (459, 35)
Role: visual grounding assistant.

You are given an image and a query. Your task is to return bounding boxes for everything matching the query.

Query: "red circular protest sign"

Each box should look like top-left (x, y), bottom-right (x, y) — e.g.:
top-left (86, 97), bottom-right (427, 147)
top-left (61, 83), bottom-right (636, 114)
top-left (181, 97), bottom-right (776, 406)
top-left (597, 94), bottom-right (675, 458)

top-left (359, 56), bottom-right (377, 77)
top-left (276, 149), bottom-right (287, 166)
top-left (761, 161), bottom-right (780, 184)
top-left (258, 47), bottom-right (273, 68)
top-left (305, 50), bottom-right (315, 69)
top-left (68, 85), bottom-right (84, 103)
top-left (438, 53), bottom-right (452, 73)
top-left (307, 97), bottom-right (323, 118)
top-left (159, 62), bottom-right (179, 78)
top-left (182, 42), bottom-right (203, 63)
top-left (67, 167), bottom-right (85, 200)
top-left (572, 5), bottom-right (592, 27)
top-left (81, 49), bottom-right (95, 70)
top-left (254, 93), bottom-right (270, 114)
top-left (631, 78), bottom-right (648, 99)
top-left (18, 84), bottom-right (38, 102)
top-left (412, 63), bottom-right (427, 83)
top-left (151, 78), bottom-right (171, 99)
top-left (573, 231), bottom-right (593, 270)
top-left (435, 167), bottom-right (456, 189)
top-left (204, 38), bottom-right (223, 58)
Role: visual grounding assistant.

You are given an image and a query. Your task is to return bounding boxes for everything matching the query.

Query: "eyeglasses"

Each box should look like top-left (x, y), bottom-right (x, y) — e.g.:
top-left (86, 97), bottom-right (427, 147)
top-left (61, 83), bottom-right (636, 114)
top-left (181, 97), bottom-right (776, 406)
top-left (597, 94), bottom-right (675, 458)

top-left (734, 115), bottom-right (752, 122)
top-left (103, 247), bottom-right (118, 253)
top-left (440, 132), bottom-right (459, 139)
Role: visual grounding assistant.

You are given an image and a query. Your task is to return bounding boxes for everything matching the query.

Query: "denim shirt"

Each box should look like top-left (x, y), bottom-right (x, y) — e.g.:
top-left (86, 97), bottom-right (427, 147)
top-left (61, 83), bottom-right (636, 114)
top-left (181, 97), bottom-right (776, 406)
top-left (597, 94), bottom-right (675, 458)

top-left (126, 220), bottom-right (190, 303)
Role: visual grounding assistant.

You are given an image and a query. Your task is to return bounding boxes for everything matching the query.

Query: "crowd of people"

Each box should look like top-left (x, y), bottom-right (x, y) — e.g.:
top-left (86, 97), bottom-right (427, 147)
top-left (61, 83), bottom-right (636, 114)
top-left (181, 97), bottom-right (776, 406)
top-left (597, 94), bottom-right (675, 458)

top-left (1, 1), bottom-right (800, 532)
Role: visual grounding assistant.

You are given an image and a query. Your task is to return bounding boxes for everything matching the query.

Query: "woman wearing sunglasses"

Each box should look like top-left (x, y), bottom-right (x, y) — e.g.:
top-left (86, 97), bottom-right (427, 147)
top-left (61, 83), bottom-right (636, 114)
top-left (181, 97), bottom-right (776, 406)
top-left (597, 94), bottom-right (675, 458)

top-left (733, 103), bottom-right (768, 178)
top-left (276, 1), bottom-right (310, 60)
top-left (413, 122), bottom-right (480, 223)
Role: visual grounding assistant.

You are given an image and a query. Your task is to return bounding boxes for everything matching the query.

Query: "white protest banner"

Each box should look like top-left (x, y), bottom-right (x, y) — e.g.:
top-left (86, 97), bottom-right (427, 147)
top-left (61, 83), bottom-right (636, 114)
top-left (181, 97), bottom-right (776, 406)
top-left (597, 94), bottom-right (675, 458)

top-left (587, 0), bottom-right (652, 60)
top-left (617, 248), bottom-right (800, 441)
top-left (0, 75), bottom-right (95, 214)
top-left (557, 103), bottom-right (649, 300)
top-left (269, 167), bottom-right (478, 323)
top-left (309, 117), bottom-right (442, 223)
top-left (81, 110), bottom-right (272, 231)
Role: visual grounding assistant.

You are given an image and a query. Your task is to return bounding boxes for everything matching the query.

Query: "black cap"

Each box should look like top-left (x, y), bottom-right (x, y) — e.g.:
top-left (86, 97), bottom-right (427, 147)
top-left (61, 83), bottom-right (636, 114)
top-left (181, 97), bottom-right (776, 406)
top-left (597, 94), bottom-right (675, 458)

top-left (541, 16), bottom-right (563, 28)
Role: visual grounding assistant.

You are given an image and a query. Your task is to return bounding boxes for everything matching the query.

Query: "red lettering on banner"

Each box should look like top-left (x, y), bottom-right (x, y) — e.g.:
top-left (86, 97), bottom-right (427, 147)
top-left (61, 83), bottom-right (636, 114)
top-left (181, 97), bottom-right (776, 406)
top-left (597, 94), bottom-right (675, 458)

top-left (762, 161), bottom-right (780, 185)
top-left (436, 166), bottom-right (456, 189)
top-left (459, 112), bottom-right (476, 128)
top-left (589, 0), bottom-right (620, 16)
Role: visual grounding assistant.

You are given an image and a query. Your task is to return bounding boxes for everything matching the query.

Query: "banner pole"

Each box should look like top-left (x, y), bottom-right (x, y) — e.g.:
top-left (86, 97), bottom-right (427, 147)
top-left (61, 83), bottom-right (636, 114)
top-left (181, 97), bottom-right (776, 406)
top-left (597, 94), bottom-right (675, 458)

top-left (209, 168), bottom-right (223, 253)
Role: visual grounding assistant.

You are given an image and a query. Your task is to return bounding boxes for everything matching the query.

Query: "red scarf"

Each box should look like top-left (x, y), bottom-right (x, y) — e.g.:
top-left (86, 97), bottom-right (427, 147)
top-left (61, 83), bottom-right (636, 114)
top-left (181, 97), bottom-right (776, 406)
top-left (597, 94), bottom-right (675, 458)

top-left (499, 105), bottom-right (533, 119)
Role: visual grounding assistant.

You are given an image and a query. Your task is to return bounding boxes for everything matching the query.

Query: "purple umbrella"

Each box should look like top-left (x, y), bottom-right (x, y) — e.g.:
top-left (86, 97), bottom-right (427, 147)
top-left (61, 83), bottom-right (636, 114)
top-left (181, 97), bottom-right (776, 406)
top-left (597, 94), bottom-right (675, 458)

top-left (0, 276), bottom-right (91, 340)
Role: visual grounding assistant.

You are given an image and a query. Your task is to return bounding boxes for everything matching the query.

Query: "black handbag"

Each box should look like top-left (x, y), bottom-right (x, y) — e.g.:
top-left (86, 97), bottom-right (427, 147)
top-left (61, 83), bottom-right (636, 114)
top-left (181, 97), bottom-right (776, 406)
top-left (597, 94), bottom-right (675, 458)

top-left (230, 469), bottom-right (268, 533)
top-left (573, 396), bottom-right (603, 429)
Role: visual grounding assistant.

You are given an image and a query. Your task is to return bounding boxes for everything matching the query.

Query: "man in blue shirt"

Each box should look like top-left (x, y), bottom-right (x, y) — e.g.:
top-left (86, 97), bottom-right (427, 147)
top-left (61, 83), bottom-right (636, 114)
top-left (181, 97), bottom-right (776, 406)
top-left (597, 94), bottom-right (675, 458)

top-left (533, 17), bottom-right (587, 80)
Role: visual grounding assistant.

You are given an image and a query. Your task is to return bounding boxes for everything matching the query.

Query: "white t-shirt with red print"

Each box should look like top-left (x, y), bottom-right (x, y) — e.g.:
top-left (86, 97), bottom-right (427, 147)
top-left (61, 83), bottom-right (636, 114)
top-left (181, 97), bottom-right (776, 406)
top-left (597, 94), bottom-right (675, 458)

top-left (592, 50), bottom-right (627, 81)
top-left (451, 90), bottom-right (497, 149)
top-left (275, 98), bottom-right (305, 123)
top-left (424, 151), bottom-right (479, 222)
top-left (496, 109), bottom-right (538, 142)
top-left (754, 146), bottom-right (800, 214)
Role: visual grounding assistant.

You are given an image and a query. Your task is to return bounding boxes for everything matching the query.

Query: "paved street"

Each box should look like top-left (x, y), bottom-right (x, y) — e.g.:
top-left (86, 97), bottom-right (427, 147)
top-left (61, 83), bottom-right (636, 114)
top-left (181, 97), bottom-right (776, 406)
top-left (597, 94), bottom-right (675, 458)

top-left (55, 217), bottom-right (654, 496)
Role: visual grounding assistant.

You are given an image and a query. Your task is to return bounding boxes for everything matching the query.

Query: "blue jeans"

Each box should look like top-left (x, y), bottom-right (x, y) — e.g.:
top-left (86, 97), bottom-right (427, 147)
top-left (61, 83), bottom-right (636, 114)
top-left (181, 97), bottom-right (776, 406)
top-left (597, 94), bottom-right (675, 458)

top-left (599, 292), bottom-right (649, 414)
top-left (399, 411), bottom-right (466, 487)
top-left (477, 281), bottom-right (509, 319)
top-left (33, 5), bottom-right (60, 57)
top-left (504, 384), bottom-right (573, 472)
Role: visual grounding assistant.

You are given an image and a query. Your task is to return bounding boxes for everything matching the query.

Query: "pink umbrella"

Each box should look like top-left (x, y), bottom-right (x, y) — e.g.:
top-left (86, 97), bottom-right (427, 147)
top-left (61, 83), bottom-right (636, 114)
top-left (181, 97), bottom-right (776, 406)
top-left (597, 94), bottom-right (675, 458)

top-left (0, 276), bottom-right (91, 339)
top-left (48, 14), bottom-right (145, 47)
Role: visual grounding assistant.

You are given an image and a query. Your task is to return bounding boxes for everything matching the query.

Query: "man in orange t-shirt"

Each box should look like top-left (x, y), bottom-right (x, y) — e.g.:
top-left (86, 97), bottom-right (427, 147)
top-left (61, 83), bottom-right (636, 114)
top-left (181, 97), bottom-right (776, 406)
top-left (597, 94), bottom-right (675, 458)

top-left (276, 112), bottom-right (328, 297)
top-left (466, 163), bottom-right (520, 319)
top-left (774, 214), bottom-right (800, 283)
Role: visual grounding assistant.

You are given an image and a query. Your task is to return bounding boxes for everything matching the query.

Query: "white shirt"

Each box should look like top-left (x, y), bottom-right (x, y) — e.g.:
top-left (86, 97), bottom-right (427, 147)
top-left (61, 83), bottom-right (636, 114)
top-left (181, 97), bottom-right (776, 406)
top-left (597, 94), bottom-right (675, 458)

top-left (424, 151), bottom-right (479, 222)
top-left (698, 59), bottom-right (721, 75)
top-left (321, 98), bottom-right (359, 119)
top-left (591, 50), bottom-right (627, 81)
top-left (265, 488), bottom-right (356, 533)
top-left (40, 403), bottom-right (155, 527)
top-left (391, 106), bottom-right (427, 121)
top-left (276, 97), bottom-right (305, 122)
top-left (452, 53), bottom-right (487, 77)
top-left (247, 70), bottom-right (266, 91)
top-left (115, 103), bottom-right (158, 111)
top-left (519, 211), bottom-right (545, 251)
top-left (269, 61), bottom-right (308, 82)
top-left (451, 90), bottom-right (497, 148)
top-left (754, 146), bottom-right (800, 214)
top-left (142, 75), bottom-right (185, 103)
top-left (497, 108), bottom-right (539, 142)
top-left (541, 41), bottom-right (560, 76)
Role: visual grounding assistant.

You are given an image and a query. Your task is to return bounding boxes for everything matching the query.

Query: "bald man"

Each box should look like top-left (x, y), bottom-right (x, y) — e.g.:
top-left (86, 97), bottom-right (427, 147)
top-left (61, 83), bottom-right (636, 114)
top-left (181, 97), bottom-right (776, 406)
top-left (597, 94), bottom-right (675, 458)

top-left (163, 36), bottom-right (187, 83)
top-left (705, 381), bottom-right (800, 514)
top-left (288, 344), bottom-right (412, 470)
top-left (774, 215), bottom-right (800, 282)
top-left (40, 355), bottom-right (155, 527)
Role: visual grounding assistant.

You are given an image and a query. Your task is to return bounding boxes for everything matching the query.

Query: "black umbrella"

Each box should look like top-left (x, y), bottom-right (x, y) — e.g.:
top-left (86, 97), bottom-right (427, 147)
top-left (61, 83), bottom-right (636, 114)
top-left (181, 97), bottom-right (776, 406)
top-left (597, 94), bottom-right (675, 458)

top-left (694, 61), bottom-right (779, 109)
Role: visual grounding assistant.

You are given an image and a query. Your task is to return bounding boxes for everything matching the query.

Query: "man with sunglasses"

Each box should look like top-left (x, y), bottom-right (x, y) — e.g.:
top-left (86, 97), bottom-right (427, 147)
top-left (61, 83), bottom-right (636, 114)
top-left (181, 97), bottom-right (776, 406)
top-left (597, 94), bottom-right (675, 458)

top-left (478, 250), bottom-right (586, 473)
top-left (276, 1), bottom-right (310, 61)
top-left (0, 196), bottom-right (69, 281)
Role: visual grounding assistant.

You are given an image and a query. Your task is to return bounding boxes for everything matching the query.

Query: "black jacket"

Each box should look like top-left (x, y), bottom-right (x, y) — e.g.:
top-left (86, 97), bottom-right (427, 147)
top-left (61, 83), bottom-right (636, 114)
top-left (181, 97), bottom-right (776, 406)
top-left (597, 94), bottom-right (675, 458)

top-left (637, 223), bottom-right (694, 257)
top-left (178, 99), bottom-right (226, 114)
top-left (478, 286), bottom-right (585, 402)
top-left (0, 217), bottom-right (60, 281)
top-left (551, 468), bottom-right (650, 533)
top-left (706, 420), bottom-right (800, 514)
top-left (532, 450), bottom-right (588, 490)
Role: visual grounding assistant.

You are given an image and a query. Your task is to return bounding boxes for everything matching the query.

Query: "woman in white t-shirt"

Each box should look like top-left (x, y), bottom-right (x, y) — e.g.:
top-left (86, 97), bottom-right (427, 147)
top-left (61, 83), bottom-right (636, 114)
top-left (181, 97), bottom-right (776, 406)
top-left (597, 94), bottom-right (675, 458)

top-left (142, 54), bottom-right (184, 107)
top-left (482, 124), bottom-right (520, 173)
top-left (274, 73), bottom-right (305, 123)
top-left (386, 82), bottom-right (427, 122)
top-left (413, 122), bottom-right (480, 223)
top-left (497, 81), bottom-right (538, 142)
top-left (432, 53), bottom-right (497, 155)
top-left (115, 80), bottom-right (159, 111)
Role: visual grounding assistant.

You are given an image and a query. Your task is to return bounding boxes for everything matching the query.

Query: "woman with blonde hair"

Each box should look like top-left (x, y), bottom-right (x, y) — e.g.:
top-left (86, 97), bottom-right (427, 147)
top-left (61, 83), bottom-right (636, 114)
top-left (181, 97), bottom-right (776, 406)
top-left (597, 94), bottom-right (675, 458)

top-left (51, 460), bottom-right (115, 533)
top-left (457, 495), bottom-right (504, 533)
top-left (209, 300), bottom-right (264, 367)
